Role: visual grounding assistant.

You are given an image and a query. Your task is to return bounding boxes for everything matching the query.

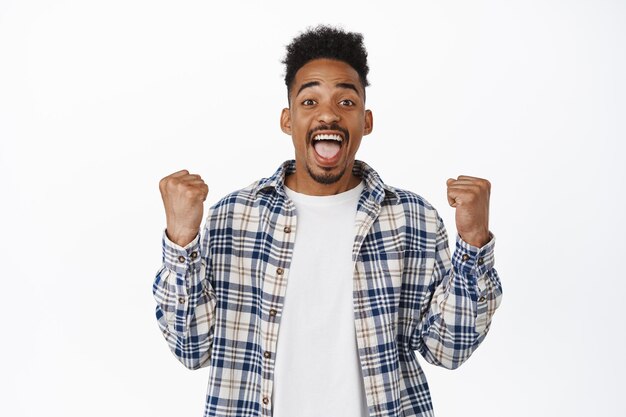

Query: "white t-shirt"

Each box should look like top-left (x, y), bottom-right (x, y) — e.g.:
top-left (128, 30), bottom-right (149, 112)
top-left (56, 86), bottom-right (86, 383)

top-left (272, 180), bottom-right (369, 417)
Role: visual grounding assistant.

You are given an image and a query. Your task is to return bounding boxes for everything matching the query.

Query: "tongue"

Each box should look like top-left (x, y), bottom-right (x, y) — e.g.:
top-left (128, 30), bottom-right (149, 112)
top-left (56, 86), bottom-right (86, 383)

top-left (313, 141), bottom-right (341, 159)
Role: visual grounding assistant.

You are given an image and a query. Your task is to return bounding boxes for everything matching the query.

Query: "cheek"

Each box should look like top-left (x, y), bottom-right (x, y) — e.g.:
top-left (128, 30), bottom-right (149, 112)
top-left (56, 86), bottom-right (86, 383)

top-left (291, 134), bottom-right (307, 152)
top-left (348, 117), bottom-right (366, 135)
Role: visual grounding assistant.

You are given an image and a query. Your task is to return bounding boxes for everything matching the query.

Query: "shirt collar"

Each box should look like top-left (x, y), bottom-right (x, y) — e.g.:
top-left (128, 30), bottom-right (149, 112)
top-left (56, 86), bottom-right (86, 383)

top-left (253, 159), bottom-right (400, 205)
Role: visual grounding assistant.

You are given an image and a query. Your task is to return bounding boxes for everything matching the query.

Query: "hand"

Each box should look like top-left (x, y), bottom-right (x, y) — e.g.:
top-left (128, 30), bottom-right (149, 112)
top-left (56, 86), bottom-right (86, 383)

top-left (159, 170), bottom-right (209, 247)
top-left (446, 175), bottom-right (491, 247)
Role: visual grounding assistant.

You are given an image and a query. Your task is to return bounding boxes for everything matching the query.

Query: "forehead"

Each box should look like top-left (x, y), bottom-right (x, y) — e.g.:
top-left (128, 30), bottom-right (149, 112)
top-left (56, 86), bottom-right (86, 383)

top-left (292, 58), bottom-right (363, 94)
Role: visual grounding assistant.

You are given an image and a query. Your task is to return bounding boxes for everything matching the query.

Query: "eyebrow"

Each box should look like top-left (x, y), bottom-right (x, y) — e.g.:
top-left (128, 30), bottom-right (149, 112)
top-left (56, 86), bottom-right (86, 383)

top-left (336, 82), bottom-right (360, 95)
top-left (295, 81), bottom-right (361, 97)
top-left (296, 81), bottom-right (319, 97)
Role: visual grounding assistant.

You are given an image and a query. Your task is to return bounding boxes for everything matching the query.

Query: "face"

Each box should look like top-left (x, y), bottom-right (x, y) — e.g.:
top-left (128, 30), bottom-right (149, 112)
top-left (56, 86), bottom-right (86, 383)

top-left (280, 58), bottom-right (373, 195)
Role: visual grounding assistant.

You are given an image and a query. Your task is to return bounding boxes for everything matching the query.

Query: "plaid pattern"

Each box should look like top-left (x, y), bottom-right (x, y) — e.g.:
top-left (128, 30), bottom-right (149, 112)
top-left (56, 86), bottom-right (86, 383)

top-left (153, 159), bottom-right (502, 417)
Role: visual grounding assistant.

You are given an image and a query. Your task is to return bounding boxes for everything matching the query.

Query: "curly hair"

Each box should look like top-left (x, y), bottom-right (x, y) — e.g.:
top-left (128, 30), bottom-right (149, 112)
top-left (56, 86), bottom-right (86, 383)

top-left (282, 25), bottom-right (370, 102)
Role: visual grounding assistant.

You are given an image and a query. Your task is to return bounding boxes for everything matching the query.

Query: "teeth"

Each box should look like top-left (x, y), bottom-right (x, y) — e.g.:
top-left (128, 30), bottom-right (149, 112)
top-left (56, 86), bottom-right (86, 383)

top-left (313, 133), bottom-right (342, 142)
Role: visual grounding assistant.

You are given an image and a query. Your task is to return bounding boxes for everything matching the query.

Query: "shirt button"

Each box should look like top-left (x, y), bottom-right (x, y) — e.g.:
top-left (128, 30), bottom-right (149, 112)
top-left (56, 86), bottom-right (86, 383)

top-left (479, 296), bottom-right (486, 302)
top-left (284, 226), bottom-right (291, 233)
top-left (269, 309), bottom-right (277, 317)
top-left (462, 254), bottom-right (470, 262)
top-left (262, 397), bottom-right (269, 405)
top-left (477, 257), bottom-right (484, 265)
top-left (264, 351), bottom-right (271, 359)
top-left (178, 297), bottom-right (185, 304)
top-left (276, 267), bottom-right (284, 275)
top-left (190, 251), bottom-right (198, 259)
top-left (178, 255), bottom-right (186, 263)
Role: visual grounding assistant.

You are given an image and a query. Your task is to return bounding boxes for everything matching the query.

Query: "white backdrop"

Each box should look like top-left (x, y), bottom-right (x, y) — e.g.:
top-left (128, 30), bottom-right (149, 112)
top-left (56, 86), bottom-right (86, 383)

top-left (1, 1), bottom-right (625, 416)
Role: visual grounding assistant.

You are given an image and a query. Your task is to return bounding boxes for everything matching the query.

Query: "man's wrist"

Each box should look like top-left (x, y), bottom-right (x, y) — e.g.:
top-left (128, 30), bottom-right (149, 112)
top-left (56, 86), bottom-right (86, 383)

top-left (459, 230), bottom-right (490, 248)
top-left (165, 228), bottom-right (199, 248)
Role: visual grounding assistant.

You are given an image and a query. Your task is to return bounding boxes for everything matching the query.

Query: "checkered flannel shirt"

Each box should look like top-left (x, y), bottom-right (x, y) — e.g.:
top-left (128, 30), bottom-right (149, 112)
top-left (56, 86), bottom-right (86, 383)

top-left (153, 159), bottom-right (503, 417)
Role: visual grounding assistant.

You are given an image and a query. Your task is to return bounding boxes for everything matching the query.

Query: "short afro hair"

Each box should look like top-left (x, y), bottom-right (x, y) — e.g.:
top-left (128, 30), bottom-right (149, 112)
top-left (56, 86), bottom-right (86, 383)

top-left (282, 25), bottom-right (370, 102)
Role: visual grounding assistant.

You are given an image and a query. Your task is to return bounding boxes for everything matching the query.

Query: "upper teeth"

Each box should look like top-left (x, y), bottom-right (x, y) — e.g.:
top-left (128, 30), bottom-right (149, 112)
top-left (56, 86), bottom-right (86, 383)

top-left (314, 134), bottom-right (342, 142)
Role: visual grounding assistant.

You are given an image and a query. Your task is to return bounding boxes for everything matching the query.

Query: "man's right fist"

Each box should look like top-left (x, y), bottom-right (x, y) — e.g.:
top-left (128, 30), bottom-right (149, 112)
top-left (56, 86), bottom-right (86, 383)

top-left (159, 169), bottom-right (209, 247)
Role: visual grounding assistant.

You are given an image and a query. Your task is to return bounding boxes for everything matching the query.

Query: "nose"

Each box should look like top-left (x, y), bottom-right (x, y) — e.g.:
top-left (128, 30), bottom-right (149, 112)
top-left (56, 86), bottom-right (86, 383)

top-left (317, 101), bottom-right (340, 124)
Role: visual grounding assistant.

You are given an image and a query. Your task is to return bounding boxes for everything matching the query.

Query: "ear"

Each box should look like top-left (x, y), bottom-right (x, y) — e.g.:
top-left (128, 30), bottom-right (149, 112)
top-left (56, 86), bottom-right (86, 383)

top-left (280, 108), bottom-right (292, 135)
top-left (363, 109), bottom-right (373, 136)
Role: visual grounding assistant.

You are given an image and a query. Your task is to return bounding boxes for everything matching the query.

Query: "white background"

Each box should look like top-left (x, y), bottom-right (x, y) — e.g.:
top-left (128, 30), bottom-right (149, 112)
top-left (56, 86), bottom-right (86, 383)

top-left (1, 0), bottom-right (624, 416)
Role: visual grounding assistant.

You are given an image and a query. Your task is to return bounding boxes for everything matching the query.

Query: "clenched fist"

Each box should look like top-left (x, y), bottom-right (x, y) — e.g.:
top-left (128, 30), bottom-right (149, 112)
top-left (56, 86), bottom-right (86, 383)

top-left (446, 175), bottom-right (491, 248)
top-left (159, 170), bottom-right (209, 247)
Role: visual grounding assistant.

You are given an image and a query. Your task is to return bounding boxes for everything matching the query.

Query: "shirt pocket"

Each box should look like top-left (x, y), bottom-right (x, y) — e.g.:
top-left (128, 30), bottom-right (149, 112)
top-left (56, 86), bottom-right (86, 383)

top-left (360, 249), bottom-right (404, 280)
top-left (401, 248), bottom-right (431, 285)
top-left (357, 250), bottom-right (405, 317)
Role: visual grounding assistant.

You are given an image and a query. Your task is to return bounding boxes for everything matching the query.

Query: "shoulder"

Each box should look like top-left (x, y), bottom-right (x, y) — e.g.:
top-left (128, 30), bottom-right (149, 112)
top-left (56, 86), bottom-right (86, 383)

top-left (383, 185), bottom-right (446, 235)
top-left (357, 159), bottom-right (440, 220)
top-left (383, 186), bottom-right (446, 250)
top-left (387, 186), bottom-right (440, 218)
top-left (207, 179), bottom-right (265, 215)
top-left (208, 160), bottom-right (293, 214)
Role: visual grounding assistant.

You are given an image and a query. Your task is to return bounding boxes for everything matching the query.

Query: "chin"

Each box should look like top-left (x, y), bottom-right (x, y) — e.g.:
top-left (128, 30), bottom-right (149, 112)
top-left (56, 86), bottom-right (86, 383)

top-left (305, 162), bottom-right (347, 185)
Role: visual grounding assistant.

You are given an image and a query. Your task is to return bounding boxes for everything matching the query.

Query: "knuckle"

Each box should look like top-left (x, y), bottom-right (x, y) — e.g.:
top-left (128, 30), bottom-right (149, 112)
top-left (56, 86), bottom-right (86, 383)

top-left (184, 187), bottom-right (197, 199)
top-left (169, 178), bottom-right (181, 190)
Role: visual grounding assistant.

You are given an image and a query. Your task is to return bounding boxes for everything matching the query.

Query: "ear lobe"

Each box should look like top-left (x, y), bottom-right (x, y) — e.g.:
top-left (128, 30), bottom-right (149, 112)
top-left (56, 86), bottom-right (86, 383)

top-left (280, 108), bottom-right (291, 135)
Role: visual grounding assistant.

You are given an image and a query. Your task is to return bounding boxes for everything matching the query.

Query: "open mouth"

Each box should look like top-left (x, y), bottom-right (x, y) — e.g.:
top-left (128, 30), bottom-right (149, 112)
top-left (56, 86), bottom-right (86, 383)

top-left (311, 132), bottom-right (344, 161)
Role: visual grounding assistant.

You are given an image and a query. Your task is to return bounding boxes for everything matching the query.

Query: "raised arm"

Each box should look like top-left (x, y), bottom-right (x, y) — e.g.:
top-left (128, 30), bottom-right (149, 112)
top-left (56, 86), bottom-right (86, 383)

top-left (152, 170), bottom-right (217, 370)
top-left (413, 175), bottom-right (503, 369)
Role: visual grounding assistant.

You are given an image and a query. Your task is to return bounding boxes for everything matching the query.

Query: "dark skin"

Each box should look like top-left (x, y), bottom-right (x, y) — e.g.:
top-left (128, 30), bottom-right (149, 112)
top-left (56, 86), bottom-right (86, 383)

top-left (280, 58), bottom-right (373, 196)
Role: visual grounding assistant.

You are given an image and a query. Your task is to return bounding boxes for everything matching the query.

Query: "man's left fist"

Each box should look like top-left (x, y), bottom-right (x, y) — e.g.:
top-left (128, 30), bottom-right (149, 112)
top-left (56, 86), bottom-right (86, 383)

top-left (446, 175), bottom-right (491, 247)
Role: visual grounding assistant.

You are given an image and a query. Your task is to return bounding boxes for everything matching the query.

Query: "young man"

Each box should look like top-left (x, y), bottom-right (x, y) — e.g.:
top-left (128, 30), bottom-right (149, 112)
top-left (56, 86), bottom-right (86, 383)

top-left (154, 25), bottom-right (502, 417)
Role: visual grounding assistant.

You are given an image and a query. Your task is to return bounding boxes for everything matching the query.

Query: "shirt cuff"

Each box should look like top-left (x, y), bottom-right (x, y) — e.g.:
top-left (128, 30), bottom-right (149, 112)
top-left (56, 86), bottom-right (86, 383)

top-left (161, 229), bottom-right (202, 275)
top-left (452, 231), bottom-right (496, 283)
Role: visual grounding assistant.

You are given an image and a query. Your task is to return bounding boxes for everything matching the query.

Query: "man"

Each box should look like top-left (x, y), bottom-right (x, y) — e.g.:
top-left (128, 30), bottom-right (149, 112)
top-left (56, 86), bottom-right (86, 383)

top-left (153, 25), bottom-right (502, 417)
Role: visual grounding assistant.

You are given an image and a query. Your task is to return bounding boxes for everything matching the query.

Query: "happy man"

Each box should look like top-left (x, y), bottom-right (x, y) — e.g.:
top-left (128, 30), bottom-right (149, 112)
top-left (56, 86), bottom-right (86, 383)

top-left (153, 25), bottom-right (502, 417)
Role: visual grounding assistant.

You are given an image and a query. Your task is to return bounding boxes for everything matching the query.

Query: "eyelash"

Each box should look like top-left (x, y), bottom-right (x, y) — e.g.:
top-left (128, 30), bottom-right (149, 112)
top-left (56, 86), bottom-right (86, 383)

top-left (301, 99), bottom-right (355, 106)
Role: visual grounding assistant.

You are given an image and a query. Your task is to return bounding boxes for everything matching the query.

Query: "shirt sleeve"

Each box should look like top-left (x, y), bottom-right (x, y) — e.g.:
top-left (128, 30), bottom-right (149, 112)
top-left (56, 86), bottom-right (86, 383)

top-left (412, 213), bottom-right (503, 369)
top-left (152, 226), bottom-right (217, 370)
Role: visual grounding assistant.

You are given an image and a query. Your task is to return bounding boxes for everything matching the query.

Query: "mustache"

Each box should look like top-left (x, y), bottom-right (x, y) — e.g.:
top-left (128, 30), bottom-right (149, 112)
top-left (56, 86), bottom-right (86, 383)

top-left (307, 123), bottom-right (350, 143)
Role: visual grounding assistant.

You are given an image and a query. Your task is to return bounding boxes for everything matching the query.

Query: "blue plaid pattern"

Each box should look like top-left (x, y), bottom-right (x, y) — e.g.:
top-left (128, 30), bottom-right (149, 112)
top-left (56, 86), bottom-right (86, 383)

top-left (153, 159), bottom-right (502, 417)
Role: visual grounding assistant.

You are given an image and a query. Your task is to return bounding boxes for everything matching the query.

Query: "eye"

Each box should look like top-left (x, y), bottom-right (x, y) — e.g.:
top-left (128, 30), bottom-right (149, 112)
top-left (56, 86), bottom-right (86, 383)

top-left (302, 99), bottom-right (316, 106)
top-left (339, 99), bottom-right (355, 106)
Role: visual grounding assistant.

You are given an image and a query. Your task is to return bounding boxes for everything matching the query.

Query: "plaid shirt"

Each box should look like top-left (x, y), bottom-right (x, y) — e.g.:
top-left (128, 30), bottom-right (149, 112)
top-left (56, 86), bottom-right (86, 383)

top-left (153, 159), bottom-right (502, 417)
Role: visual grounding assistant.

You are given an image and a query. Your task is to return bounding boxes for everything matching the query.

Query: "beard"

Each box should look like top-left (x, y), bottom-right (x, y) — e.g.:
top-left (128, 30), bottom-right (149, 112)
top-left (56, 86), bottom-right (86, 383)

top-left (305, 163), bottom-right (347, 185)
